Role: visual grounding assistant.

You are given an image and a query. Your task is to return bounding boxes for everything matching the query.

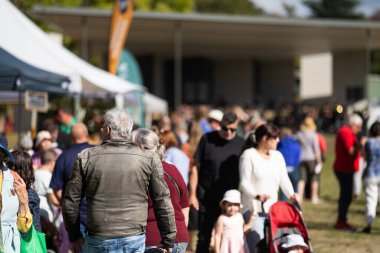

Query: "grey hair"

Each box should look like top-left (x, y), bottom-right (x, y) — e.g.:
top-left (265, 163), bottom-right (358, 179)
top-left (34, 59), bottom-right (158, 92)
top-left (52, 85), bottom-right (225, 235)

top-left (104, 108), bottom-right (133, 139)
top-left (130, 128), bottom-right (165, 161)
top-left (348, 114), bottom-right (363, 126)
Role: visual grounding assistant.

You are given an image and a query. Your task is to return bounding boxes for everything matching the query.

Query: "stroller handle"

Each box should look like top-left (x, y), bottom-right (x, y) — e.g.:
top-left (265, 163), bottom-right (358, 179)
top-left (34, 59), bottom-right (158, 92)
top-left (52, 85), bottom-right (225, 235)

top-left (260, 198), bottom-right (302, 214)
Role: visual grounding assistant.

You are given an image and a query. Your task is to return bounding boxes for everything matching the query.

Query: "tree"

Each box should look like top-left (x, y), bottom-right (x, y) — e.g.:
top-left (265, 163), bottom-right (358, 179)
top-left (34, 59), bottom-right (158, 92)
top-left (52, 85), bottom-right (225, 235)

top-left (135, 0), bottom-right (194, 12)
top-left (195, 0), bottom-right (262, 15)
top-left (303, 0), bottom-right (363, 19)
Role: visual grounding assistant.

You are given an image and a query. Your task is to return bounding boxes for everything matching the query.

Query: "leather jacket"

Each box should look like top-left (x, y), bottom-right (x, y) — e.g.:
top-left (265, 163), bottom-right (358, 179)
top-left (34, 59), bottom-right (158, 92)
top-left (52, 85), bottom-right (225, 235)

top-left (62, 140), bottom-right (176, 247)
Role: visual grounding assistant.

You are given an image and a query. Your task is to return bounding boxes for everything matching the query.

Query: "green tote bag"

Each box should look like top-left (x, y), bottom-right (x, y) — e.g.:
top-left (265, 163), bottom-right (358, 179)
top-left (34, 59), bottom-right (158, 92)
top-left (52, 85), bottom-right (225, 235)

top-left (20, 225), bottom-right (47, 253)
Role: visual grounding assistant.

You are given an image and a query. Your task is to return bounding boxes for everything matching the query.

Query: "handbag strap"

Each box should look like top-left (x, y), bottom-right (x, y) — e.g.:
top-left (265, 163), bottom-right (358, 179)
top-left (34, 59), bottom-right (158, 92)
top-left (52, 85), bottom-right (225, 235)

top-left (164, 171), bottom-right (181, 199)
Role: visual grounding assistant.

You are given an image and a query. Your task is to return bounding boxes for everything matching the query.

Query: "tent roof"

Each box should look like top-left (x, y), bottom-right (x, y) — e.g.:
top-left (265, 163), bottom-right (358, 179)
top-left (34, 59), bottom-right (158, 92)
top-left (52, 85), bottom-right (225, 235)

top-left (0, 0), bottom-right (141, 96)
top-left (0, 48), bottom-right (69, 94)
top-left (32, 6), bottom-right (380, 60)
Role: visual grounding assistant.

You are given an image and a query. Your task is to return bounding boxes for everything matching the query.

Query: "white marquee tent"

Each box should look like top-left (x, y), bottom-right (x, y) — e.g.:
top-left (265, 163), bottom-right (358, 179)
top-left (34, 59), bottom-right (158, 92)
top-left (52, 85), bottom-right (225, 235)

top-left (0, 0), bottom-right (168, 115)
top-left (0, 0), bottom-right (141, 96)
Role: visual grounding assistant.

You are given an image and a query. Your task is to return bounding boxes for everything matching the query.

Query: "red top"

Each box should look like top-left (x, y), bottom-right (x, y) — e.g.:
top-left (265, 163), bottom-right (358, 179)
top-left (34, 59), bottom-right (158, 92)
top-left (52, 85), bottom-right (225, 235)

top-left (317, 133), bottom-right (327, 156)
top-left (145, 162), bottom-right (189, 246)
top-left (333, 125), bottom-right (360, 173)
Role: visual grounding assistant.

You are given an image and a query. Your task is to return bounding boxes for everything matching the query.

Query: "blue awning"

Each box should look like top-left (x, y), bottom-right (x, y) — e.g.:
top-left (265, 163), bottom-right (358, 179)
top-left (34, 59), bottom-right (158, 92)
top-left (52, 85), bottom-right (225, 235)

top-left (0, 48), bottom-right (70, 94)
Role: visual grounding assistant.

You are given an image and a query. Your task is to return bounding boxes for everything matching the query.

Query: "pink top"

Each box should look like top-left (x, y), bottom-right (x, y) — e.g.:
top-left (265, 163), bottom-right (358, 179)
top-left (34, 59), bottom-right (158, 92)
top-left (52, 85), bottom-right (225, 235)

top-left (219, 213), bottom-right (249, 253)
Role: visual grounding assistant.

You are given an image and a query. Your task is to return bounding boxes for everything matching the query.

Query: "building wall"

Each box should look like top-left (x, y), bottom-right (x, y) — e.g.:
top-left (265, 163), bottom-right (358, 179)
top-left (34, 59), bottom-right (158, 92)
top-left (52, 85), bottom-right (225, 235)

top-left (213, 59), bottom-right (253, 105)
top-left (259, 60), bottom-right (295, 103)
top-left (300, 53), bottom-right (333, 100)
top-left (333, 51), bottom-right (367, 104)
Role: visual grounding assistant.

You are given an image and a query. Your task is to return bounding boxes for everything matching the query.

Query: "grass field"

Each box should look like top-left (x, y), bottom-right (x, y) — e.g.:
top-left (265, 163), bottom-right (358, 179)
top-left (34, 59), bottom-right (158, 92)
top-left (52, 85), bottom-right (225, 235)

top-left (301, 134), bottom-right (380, 252)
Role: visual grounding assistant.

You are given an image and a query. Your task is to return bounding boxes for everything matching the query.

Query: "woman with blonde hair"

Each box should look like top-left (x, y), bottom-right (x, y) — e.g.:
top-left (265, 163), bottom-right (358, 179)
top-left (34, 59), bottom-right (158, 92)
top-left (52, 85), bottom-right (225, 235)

top-left (131, 128), bottom-right (190, 253)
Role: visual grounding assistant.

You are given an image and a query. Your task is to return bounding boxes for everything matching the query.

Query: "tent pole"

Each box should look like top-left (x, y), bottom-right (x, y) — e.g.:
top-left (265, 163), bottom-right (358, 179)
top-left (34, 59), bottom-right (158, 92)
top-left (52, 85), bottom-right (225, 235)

top-left (74, 93), bottom-right (80, 120)
top-left (365, 29), bottom-right (371, 100)
top-left (174, 22), bottom-right (183, 110)
top-left (17, 91), bottom-right (22, 146)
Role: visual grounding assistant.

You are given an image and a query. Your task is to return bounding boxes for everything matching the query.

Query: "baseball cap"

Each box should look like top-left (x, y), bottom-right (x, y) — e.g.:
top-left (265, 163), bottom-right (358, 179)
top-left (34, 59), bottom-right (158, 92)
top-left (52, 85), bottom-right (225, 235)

top-left (208, 109), bottom-right (223, 122)
top-left (35, 131), bottom-right (52, 147)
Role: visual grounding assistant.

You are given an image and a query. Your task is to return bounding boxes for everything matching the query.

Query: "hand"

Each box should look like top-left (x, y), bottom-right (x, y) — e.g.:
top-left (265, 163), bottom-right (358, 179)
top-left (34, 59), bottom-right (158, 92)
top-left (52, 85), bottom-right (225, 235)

top-left (13, 177), bottom-right (28, 204)
top-left (157, 243), bottom-right (172, 253)
top-left (289, 193), bottom-right (299, 202)
top-left (257, 194), bottom-right (270, 202)
top-left (189, 195), bottom-right (199, 210)
top-left (71, 237), bottom-right (84, 253)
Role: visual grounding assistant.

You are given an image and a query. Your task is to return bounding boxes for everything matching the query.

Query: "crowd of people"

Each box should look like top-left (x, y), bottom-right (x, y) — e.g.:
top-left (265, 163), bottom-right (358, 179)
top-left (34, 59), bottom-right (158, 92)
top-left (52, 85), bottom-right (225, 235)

top-left (0, 102), bottom-right (378, 253)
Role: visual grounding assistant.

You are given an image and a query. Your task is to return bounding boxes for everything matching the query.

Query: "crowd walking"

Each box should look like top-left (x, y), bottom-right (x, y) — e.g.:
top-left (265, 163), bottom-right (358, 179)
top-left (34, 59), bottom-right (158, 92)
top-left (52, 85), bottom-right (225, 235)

top-left (0, 103), bottom-right (379, 253)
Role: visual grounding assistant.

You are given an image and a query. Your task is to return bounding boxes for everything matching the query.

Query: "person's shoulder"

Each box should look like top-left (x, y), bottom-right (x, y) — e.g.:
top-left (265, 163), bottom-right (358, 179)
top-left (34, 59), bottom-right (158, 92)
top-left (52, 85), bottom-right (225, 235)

top-left (241, 147), bottom-right (256, 157)
top-left (271, 150), bottom-right (284, 159)
top-left (234, 135), bottom-right (245, 144)
top-left (163, 162), bottom-right (179, 176)
top-left (77, 145), bottom-right (102, 158)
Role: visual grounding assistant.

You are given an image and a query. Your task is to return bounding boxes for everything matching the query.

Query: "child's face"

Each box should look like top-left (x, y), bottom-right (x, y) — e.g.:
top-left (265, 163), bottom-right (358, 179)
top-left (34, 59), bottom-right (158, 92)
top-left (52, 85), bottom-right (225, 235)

top-left (287, 247), bottom-right (305, 253)
top-left (224, 201), bottom-right (240, 216)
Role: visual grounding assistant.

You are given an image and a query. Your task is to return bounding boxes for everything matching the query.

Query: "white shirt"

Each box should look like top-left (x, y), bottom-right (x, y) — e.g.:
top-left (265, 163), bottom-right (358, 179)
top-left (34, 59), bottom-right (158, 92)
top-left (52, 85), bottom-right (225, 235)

top-left (239, 148), bottom-right (294, 213)
top-left (34, 169), bottom-right (54, 221)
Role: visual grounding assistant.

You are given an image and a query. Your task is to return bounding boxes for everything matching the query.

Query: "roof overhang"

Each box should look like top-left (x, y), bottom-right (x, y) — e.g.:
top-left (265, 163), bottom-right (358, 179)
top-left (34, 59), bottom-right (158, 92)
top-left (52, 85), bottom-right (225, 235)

top-left (32, 6), bottom-right (380, 61)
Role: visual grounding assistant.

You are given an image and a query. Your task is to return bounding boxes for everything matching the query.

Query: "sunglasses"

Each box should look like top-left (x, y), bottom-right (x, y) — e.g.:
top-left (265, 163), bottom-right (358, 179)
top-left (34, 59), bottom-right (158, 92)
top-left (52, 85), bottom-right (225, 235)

top-left (221, 125), bottom-right (237, 133)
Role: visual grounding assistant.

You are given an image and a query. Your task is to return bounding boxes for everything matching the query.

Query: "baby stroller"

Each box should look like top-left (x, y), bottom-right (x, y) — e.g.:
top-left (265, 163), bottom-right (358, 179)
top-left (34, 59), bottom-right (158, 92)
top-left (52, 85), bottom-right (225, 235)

top-left (262, 201), bottom-right (313, 253)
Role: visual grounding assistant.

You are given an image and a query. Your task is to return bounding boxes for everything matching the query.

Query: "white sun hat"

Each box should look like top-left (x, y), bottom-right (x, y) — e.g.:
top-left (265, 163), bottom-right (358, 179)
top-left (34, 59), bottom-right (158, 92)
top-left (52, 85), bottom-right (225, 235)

top-left (281, 234), bottom-right (308, 250)
top-left (208, 109), bottom-right (224, 122)
top-left (219, 189), bottom-right (242, 207)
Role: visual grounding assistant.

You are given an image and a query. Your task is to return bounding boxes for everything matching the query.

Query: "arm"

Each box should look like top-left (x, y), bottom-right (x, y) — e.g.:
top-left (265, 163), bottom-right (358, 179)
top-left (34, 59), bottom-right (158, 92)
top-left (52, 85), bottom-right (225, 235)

top-left (239, 151), bottom-right (257, 199)
top-left (49, 192), bottom-right (61, 207)
top-left (53, 189), bottom-right (63, 204)
top-left (189, 163), bottom-right (199, 210)
top-left (149, 154), bottom-right (176, 249)
top-left (182, 207), bottom-right (190, 227)
top-left (214, 216), bottom-right (223, 253)
top-left (13, 176), bottom-right (33, 233)
top-left (62, 156), bottom-right (84, 242)
top-left (313, 134), bottom-right (322, 164)
top-left (243, 211), bottom-right (256, 233)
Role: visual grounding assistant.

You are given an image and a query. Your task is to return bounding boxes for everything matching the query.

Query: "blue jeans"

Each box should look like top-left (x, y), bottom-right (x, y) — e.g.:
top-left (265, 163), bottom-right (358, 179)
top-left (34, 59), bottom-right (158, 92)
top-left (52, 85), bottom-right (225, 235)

top-left (145, 242), bottom-right (188, 253)
top-left (243, 210), bottom-right (266, 253)
top-left (82, 234), bottom-right (146, 253)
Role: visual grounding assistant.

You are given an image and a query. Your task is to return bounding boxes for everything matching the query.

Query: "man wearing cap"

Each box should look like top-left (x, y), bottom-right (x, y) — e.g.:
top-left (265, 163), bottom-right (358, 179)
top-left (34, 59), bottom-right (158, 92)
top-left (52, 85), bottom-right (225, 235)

top-left (334, 114), bottom-right (365, 231)
top-left (63, 108), bottom-right (176, 253)
top-left (189, 112), bottom-right (245, 253)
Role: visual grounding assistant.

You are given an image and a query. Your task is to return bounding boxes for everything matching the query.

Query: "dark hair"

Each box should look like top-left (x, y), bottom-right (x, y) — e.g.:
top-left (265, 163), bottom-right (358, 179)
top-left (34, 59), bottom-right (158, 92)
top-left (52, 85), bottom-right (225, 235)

top-left (41, 149), bottom-right (57, 165)
top-left (244, 124), bottom-right (279, 149)
top-left (222, 112), bottom-right (238, 125)
top-left (369, 121), bottom-right (380, 137)
top-left (59, 105), bottom-right (73, 115)
top-left (11, 149), bottom-right (35, 189)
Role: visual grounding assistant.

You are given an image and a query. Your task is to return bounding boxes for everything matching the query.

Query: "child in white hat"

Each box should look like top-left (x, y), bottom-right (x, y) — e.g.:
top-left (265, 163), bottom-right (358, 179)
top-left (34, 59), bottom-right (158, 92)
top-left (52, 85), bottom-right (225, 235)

top-left (214, 190), bottom-right (256, 253)
top-left (280, 234), bottom-right (309, 253)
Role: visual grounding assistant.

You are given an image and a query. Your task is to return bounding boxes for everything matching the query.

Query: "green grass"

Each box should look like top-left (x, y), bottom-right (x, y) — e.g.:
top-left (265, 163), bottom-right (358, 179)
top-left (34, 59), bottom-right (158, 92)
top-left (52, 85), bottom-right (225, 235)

top-left (301, 134), bottom-right (380, 252)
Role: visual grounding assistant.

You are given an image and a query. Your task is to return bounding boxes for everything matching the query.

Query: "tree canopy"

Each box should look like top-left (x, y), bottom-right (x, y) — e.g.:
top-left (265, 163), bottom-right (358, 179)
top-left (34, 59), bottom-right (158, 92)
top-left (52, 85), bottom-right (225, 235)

top-left (195, 0), bottom-right (262, 15)
top-left (303, 0), bottom-right (363, 19)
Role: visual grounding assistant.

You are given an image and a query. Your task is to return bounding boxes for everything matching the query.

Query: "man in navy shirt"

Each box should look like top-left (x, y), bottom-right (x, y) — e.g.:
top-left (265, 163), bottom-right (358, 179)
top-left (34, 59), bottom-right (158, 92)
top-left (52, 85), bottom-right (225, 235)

top-left (50, 123), bottom-right (92, 237)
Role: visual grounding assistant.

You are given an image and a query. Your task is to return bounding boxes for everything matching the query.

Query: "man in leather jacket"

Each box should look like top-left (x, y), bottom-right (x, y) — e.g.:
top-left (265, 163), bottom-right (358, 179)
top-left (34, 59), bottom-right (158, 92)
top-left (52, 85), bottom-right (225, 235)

top-left (63, 108), bottom-right (176, 253)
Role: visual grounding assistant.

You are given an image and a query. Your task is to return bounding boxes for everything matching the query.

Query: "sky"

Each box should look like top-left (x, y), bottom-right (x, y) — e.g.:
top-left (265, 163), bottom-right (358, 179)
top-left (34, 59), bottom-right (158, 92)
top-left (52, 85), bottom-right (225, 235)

top-left (251, 0), bottom-right (380, 18)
